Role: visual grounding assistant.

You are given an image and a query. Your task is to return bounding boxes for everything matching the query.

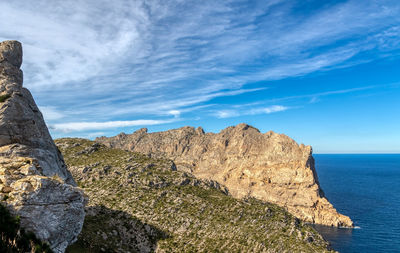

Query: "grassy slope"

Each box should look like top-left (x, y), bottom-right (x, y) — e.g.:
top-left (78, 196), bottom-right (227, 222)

top-left (57, 138), bottom-right (333, 253)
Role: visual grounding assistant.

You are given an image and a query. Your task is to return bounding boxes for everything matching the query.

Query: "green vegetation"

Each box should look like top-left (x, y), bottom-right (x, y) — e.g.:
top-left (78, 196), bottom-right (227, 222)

top-left (57, 138), bottom-right (333, 252)
top-left (0, 204), bottom-right (53, 253)
top-left (0, 94), bottom-right (11, 103)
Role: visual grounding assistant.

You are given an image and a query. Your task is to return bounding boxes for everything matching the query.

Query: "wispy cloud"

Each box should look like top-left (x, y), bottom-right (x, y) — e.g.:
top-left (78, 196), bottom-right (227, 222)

top-left (49, 119), bottom-right (174, 133)
top-left (211, 84), bottom-right (385, 119)
top-left (1, 0), bottom-right (400, 135)
top-left (168, 110), bottom-right (181, 118)
top-left (268, 86), bottom-right (379, 104)
top-left (215, 105), bottom-right (289, 118)
top-left (215, 110), bottom-right (240, 119)
top-left (262, 105), bottom-right (288, 114)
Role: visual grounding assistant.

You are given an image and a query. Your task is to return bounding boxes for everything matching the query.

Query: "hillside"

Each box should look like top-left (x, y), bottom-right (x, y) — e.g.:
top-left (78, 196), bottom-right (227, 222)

top-left (57, 138), bottom-right (334, 252)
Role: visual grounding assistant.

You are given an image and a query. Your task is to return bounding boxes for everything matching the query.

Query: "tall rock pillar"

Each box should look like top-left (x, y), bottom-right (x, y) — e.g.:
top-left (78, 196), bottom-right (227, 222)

top-left (0, 40), bottom-right (86, 253)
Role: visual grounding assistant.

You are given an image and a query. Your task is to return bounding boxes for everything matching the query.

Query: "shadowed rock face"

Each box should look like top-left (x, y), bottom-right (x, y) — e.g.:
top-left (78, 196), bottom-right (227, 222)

top-left (97, 123), bottom-right (353, 227)
top-left (0, 40), bottom-right (86, 253)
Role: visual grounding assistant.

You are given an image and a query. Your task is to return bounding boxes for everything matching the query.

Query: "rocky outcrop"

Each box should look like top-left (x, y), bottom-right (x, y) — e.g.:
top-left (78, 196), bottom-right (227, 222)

top-left (0, 40), bottom-right (86, 253)
top-left (96, 123), bottom-right (353, 227)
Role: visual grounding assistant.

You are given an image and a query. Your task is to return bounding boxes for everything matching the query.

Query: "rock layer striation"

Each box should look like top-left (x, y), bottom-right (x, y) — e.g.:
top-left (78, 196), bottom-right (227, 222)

top-left (97, 124), bottom-right (353, 227)
top-left (0, 40), bottom-right (86, 253)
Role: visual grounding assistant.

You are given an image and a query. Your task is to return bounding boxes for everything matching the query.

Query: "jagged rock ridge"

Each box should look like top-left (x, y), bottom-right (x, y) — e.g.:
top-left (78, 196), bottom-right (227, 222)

top-left (96, 123), bottom-right (353, 227)
top-left (0, 40), bottom-right (86, 253)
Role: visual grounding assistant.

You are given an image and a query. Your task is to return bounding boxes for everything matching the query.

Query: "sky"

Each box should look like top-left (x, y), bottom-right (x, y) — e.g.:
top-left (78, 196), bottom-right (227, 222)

top-left (1, 0), bottom-right (400, 153)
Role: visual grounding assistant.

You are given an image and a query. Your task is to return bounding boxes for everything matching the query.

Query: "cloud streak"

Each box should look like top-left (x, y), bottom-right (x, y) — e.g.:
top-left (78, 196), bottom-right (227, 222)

top-left (263, 105), bottom-right (288, 114)
top-left (49, 119), bottom-right (174, 133)
top-left (215, 105), bottom-right (289, 119)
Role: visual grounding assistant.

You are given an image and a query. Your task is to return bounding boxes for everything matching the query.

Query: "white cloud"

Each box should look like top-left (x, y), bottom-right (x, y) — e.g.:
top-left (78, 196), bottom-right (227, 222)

top-left (263, 105), bottom-right (288, 114)
top-left (0, 1), bottom-right (147, 88)
top-left (248, 105), bottom-right (290, 116)
top-left (215, 110), bottom-right (239, 119)
top-left (168, 110), bottom-right (181, 118)
top-left (214, 105), bottom-right (289, 119)
top-left (50, 119), bottom-right (173, 133)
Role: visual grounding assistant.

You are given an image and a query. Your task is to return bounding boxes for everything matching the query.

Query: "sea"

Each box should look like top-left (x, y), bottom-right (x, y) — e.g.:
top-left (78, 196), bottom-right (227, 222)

top-left (312, 154), bottom-right (400, 253)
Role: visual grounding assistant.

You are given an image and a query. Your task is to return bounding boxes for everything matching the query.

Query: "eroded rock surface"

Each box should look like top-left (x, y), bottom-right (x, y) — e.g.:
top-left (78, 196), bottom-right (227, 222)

top-left (0, 40), bottom-right (86, 253)
top-left (97, 124), bottom-right (353, 227)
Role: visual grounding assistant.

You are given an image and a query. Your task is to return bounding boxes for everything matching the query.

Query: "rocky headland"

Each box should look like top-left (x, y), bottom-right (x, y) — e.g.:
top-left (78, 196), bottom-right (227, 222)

top-left (0, 40), bottom-right (86, 252)
top-left (57, 138), bottom-right (334, 252)
top-left (96, 124), bottom-right (353, 227)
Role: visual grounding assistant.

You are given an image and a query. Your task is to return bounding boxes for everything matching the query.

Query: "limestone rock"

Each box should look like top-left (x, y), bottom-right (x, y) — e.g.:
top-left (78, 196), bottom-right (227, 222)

top-left (97, 123), bottom-right (353, 227)
top-left (0, 41), bottom-right (75, 185)
top-left (57, 138), bottom-right (334, 252)
top-left (0, 40), bottom-right (86, 252)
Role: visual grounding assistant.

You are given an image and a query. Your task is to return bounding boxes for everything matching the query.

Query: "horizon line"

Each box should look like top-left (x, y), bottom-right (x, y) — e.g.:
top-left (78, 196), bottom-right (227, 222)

top-left (314, 153), bottom-right (400, 155)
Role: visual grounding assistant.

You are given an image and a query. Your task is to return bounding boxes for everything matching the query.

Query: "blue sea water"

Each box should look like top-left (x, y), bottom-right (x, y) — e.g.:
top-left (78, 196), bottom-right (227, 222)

top-left (312, 154), bottom-right (400, 253)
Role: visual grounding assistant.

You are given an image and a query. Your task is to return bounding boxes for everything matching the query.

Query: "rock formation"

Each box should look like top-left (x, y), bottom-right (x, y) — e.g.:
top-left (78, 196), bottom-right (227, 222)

top-left (0, 40), bottom-right (86, 252)
top-left (57, 138), bottom-right (334, 252)
top-left (96, 123), bottom-right (353, 227)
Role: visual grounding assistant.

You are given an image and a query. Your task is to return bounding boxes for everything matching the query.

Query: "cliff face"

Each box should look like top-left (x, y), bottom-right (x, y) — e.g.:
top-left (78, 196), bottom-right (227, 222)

top-left (0, 40), bottom-right (86, 253)
top-left (96, 123), bottom-right (353, 227)
top-left (57, 138), bottom-right (334, 252)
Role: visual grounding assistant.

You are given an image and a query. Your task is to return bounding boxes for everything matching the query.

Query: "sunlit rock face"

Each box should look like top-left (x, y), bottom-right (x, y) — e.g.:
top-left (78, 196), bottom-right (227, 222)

top-left (97, 123), bottom-right (353, 227)
top-left (0, 40), bottom-right (86, 253)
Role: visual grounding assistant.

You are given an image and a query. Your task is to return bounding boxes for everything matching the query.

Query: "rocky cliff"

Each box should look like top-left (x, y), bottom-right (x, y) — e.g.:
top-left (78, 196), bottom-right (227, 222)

top-left (57, 138), bottom-right (334, 252)
top-left (96, 124), bottom-right (353, 227)
top-left (0, 40), bottom-right (86, 252)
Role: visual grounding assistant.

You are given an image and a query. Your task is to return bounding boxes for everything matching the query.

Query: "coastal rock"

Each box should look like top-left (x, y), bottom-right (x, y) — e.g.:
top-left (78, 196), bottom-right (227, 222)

top-left (97, 123), bottom-right (353, 227)
top-left (0, 40), bottom-right (86, 253)
top-left (57, 138), bottom-right (334, 252)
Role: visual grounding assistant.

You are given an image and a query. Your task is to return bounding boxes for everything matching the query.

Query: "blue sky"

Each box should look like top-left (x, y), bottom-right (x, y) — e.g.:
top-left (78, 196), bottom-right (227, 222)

top-left (1, 0), bottom-right (400, 153)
